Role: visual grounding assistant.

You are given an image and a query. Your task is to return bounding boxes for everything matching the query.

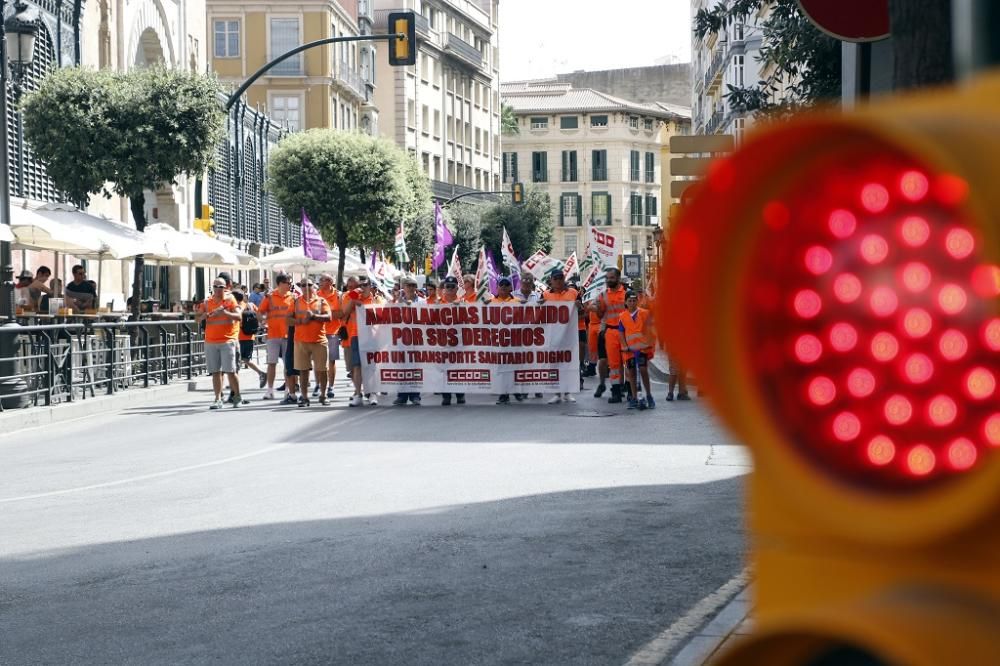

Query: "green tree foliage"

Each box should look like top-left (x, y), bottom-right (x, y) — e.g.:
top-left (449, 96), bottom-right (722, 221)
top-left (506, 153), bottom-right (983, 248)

top-left (399, 155), bottom-right (435, 269)
top-left (694, 0), bottom-right (840, 114)
top-left (268, 129), bottom-right (429, 286)
top-left (479, 189), bottom-right (553, 267)
top-left (447, 203), bottom-right (484, 272)
top-left (500, 103), bottom-right (520, 135)
top-left (21, 66), bottom-right (226, 315)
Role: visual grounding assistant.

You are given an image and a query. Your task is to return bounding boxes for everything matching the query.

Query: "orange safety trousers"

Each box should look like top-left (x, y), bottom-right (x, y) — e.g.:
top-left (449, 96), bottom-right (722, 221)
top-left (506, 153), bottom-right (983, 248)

top-left (606, 328), bottom-right (624, 383)
top-left (587, 323), bottom-right (600, 363)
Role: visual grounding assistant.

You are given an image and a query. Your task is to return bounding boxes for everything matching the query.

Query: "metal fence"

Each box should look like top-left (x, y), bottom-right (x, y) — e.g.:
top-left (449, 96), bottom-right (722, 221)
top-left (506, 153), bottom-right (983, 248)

top-left (0, 320), bottom-right (209, 411)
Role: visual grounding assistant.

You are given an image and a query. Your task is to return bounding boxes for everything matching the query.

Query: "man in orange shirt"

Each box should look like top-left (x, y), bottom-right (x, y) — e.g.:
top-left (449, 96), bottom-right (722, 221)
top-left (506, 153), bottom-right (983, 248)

top-left (542, 270), bottom-right (579, 404)
top-left (293, 278), bottom-right (333, 406)
top-left (318, 273), bottom-right (342, 401)
top-left (258, 273), bottom-right (297, 402)
top-left (341, 276), bottom-right (384, 406)
top-left (596, 267), bottom-right (628, 404)
top-left (198, 279), bottom-right (244, 409)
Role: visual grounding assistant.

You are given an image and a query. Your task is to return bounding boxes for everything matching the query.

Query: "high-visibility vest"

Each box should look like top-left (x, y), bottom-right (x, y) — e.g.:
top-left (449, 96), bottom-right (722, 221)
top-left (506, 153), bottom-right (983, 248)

top-left (620, 307), bottom-right (653, 352)
top-left (203, 295), bottom-right (240, 342)
top-left (601, 286), bottom-right (627, 326)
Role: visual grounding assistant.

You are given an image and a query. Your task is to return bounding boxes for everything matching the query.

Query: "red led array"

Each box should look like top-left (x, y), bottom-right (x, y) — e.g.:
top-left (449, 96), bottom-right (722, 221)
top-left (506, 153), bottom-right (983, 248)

top-left (744, 153), bottom-right (1000, 492)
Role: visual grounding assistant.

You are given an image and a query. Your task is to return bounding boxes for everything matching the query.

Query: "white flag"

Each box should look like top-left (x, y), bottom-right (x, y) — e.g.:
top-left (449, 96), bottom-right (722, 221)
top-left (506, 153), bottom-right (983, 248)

top-left (447, 247), bottom-right (464, 297)
top-left (581, 263), bottom-right (607, 303)
top-left (563, 252), bottom-right (580, 280)
top-left (500, 226), bottom-right (520, 275)
top-left (588, 226), bottom-right (619, 269)
top-left (474, 247), bottom-right (492, 302)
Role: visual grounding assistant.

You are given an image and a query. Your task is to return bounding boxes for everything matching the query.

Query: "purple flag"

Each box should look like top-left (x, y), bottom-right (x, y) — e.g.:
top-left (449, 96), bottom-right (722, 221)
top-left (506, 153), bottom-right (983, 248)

top-left (301, 209), bottom-right (328, 261)
top-left (486, 249), bottom-right (499, 295)
top-left (432, 201), bottom-right (453, 270)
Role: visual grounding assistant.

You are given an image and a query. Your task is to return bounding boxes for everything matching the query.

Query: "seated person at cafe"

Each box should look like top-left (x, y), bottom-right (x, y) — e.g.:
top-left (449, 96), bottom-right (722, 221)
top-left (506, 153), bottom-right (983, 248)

top-left (14, 270), bottom-right (33, 308)
top-left (64, 264), bottom-right (97, 310)
top-left (29, 266), bottom-right (53, 310)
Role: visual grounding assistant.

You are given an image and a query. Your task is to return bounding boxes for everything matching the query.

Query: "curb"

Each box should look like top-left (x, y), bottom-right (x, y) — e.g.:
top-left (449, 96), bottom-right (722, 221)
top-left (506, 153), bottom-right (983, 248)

top-left (668, 585), bottom-right (752, 666)
top-left (0, 374), bottom-right (219, 434)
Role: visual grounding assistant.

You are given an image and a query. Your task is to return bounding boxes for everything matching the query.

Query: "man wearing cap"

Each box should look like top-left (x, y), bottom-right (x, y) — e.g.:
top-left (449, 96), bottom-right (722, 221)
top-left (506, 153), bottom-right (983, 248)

top-left (543, 270), bottom-right (579, 404)
top-left (14, 270), bottom-right (33, 308)
top-left (425, 281), bottom-right (439, 304)
top-left (491, 277), bottom-right (517, 404)
top-left (258, 273), bottom-right (298, 401)
top-left (393, 277), bottom-right (425, 406)
top-left (292, 278), bottom-right (333, 406)
top-left (197, 278), bottom-right (244, 409)
top-left (438, 275), bottom-right (465, 406)
top-left (342, 276), bottom-right (384, 406)
top-left (318, 273), bottom-right (341, 401)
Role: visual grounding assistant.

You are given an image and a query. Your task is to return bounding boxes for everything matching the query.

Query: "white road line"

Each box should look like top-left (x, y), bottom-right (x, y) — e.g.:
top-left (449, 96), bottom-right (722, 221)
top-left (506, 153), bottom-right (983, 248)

top-left (0, 444), bottom-right (290, 504)
top-left (624, 568), bottom-right (749, 666)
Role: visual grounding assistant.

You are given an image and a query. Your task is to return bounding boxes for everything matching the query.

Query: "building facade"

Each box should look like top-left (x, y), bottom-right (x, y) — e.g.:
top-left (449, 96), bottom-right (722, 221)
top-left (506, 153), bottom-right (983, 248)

top-left (207, 0), bottom-right (375, 134)
top-left (372, 0), bottom-right (501, 200)
top-left (501, 81), bottom-right (689, 261)
top-left (690, 0), bottom-right (765, 143)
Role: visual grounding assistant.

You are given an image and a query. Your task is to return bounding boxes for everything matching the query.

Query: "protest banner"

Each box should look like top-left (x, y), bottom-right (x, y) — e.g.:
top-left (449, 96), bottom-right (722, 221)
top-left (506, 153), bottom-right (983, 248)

top-left (588, 226), bottom-right (619, 269)
top-left (357, 302), bottom-right (580, 394)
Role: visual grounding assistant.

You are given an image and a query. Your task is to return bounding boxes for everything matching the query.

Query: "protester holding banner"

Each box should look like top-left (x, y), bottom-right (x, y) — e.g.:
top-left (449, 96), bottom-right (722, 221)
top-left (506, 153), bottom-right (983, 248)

top-left (393, 277), bottom-right (425, 406)
top-left (515, 272), bottom-right (542, 304)
top-left (342, 276), bottom-right (384, 406)
top-left (491, 277), bottom-right (518, 405)
top-left (542, 270), bottom-right (579, 404)
top-left (437, 275), bottom-right (466, 406)
top-left (618, 291), bottom-right (655, 410)
top-left (596, 268), bottom-right (628, 404)
top-left (462, 274), bottom-right (478, 303)
top-left (425, 281), bottom-right (439, 304)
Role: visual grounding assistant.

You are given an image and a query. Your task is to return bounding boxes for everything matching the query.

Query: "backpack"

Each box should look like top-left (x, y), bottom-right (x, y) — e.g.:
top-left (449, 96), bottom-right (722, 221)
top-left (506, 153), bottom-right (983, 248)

top-left (241, 306), bottom-right (260, 335)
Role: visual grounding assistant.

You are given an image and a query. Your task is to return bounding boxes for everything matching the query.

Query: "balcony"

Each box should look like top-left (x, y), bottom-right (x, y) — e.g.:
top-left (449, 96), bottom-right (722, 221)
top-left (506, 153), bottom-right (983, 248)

top-left (334, 62), bottom-right (368, 102)
top-left (444, 32), bottom-right (483, 70)
top-left (703, 42), bottom-right (726, 92)
top-left (358, 0), bottom-right (374, 25)
top-left (706, 106), bottom-right (726, 134)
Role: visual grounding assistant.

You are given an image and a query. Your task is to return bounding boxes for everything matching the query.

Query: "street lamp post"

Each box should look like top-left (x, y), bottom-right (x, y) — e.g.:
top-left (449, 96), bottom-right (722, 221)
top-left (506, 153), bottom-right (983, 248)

top-left (0, 0), bottom-right (40, 322)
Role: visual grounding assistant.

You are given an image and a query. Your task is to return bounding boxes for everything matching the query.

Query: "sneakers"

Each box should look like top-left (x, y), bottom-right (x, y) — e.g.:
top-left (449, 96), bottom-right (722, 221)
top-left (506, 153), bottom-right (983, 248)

top-left (349, 394), bottom-right (363, 407)
top-left (411, 396), bottom-right (421, 405)
top-left (677, 392), bottom-right (691, 401)
top-left (312, 386), bottom-right (320, 397)
top-left (234, 395), bottom-right (248, 406)
top-left (496, 395), bottom-right (510, 405)
top-left (318, 396), bottom-right (328, 406)
top-left (326, 388), bottom-right (335, 399)
top-left (514, 394), bottom-right (526, 402)
top-left (594, 383), bottom-right (606, 398)
top-left (441, 395), bottom-right (452, 406)
top-left (226, 392), bottom-right (235, 404)
top-left (565, 394), bottom-right (577, 403)
top-left (456, 395), bottom-right (466, 405)
top-left (258, 372), bottom-right (267, 389)
top-left (665, 393), bottom-right (674, 402)
top-left (369, 394), bottom-right (379, 406)
top-left (627, 399), bottom-right (639, 410)
top-left (533, 393), bottom-right (542, 399)
top-left (393, 396), bottom-right (408, 406)
top-left (281, 394), bottom-right (297, 405)
top-left (263, 388), bottom-right (275, 400)
top-left (209, 399), bottom-right (224, 410)
top-left (583, 364), bottom-right (597, 377)
top-left (547, 395), bottom-right (562, 404)
top-left (298, 396), bottom-right (310, 408)
top-left (646, 396), bottom-right (656, 409)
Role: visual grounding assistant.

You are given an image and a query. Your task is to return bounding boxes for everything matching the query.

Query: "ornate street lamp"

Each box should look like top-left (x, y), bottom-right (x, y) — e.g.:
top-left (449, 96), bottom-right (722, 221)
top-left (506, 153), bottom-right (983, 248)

top-left (1, 0), bottom-right (40, 345)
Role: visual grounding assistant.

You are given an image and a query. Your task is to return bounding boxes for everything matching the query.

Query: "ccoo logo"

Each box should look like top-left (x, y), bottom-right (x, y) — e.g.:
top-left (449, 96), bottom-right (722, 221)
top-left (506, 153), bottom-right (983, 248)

top-left (447, 369), bottom-right (491, 383)
top-left (515, 369), bottom-right (559, 382)
top-left (381, 368), bottom-right (423, 382)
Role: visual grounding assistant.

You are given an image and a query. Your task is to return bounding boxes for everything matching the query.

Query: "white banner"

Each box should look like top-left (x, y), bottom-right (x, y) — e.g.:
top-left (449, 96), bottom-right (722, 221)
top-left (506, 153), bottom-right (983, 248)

top-left (589, 227), bottom-right (620, 268)
top-left (358, 303), bottom-right (580, 394)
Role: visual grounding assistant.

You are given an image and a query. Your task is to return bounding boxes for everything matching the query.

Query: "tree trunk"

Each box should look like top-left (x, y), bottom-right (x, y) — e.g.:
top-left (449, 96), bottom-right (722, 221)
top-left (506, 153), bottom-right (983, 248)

top-left (129, 194), bottom-right (146, 321)
top-left (889, 0), bottom-right (954, 90)
top-left (336, 231), bottom-right (348, 290)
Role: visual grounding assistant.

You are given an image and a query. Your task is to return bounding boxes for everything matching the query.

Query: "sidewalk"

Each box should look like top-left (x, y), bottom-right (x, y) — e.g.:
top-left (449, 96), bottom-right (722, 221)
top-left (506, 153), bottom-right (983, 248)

top-left (669, 585), bottom-right (752, 666)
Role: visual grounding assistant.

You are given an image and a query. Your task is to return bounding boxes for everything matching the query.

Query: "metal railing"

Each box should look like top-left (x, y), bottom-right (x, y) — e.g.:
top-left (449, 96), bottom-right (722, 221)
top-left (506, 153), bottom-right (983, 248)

top-left (0, 320), bottom-right (210, 412)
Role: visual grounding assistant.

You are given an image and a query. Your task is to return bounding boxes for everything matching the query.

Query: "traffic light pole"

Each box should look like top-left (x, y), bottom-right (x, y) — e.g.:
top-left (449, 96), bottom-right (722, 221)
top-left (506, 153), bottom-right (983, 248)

top-left (953, 0), bottom-right (1000, 78)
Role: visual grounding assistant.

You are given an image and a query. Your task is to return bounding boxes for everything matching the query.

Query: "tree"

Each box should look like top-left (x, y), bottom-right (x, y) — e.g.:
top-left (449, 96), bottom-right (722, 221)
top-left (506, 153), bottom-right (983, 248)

top-left (448, 202), bottom-right (485, 272)
top-left (479, 188), bottom-right (554, 268)
top-left (399, 155), bottom-right (435, 270)
top-left (694, 0), bottom-right (840, 114)
top-left (267, 129), bottom-right (419, 286)
top-left (22, 66), bottom-right (226, 317)
top-left (501, 104), bottom-right (520, 135)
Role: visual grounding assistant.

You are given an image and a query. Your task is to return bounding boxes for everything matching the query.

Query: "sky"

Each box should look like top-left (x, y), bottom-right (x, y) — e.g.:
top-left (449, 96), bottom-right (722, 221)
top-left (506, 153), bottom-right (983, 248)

top-left (498, 0), bottom-right (692, 82)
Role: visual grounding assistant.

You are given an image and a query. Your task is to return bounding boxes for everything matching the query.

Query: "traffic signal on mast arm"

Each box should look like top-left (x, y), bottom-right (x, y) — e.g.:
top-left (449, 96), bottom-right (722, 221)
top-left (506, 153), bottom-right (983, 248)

top-left (658, 74), bottom-right (1000, 664)
top-left (387, 12), bottom-right (416, 67)
top-left (512, 181), bottom-right (524, 205)
top-left (194, 204), bottom-right (215, 237)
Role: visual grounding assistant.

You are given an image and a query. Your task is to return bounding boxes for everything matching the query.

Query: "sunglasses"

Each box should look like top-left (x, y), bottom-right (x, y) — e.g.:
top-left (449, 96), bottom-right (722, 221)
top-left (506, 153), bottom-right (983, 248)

top-left (212, 285), bottom-right (225, 289)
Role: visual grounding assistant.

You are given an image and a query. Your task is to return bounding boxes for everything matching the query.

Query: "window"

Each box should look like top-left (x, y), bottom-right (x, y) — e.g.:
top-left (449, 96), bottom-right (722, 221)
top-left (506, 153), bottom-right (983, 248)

top-left (734, 117), bottom-right (746, 146)
top-left (530, 116), bottom-right (548, 129)
top-left (734, 54), bottom-right (745, 88)
top-left (645, 152), bottom-right (655, 183)
top-left (645, 194), bottom-right (658, 224)
top-left (630, 151), bottom-right (641, 182)
top-left (270, 95), bottom-right (301, 131)
top-left (629, 116), bottom-right (639, 129)
top-left (592, 150), bottom-right (607, 181)
top-left (502, 152), bottom-right (518, 182)
top-left (734, 22), bottom-right (745, 41)
top-left (531, 151), bottom-right (547, 182)
top-left (422, 105), bottom-right (429, 135)
top-left (434, 110), bottom-right (441, 137)
top-left (564, 231), bottom-right (578, 257)
top-left (591, 192), bottom-right (611, 225)
top-left (561, 150), bottom-right (577, 182)
top-left (214, 20), bottom-right (239, 58)
top-left (590, 115), bottom-right (608, 128)
top-left (644, 118), bottom-right (654, 131)
top-left (270, 19), bottom-right (301, 75)
top-left (560, 193), bottom-right (581, 227)
top-left (630, 192), bottom-right (643, 226)
top-left (560, 116), bottom-right (579, 129)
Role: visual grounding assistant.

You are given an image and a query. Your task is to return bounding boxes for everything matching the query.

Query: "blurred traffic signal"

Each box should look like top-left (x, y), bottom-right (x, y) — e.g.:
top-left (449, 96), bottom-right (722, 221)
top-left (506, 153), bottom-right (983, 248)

top-left (387, 12), bottom-right (416, 67)
top-left (511, 181), bottom-right (524, 205)
top-left (658, 74), bottom-right (1000, 664)
top-left (194, 203), bottom-right (215, 237)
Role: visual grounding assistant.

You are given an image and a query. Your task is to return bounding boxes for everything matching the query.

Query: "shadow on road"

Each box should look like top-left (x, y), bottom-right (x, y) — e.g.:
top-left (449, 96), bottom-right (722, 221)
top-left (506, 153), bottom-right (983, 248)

top-left (1, 479), bottom-right (746, 665)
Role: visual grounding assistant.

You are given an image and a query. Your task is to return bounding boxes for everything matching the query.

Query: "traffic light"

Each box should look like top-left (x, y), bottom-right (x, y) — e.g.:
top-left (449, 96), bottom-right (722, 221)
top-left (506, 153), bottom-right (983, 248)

top-left (387, 12), bottom-right (416, 67)
top-left (657, 73), bottom-right (1000, 664)
top-left (194, 203), bottom-right (215, 237)
top-left (424, 254), bottom-right (432, 276)
top-left (511, 181), bottom-right (524, 205)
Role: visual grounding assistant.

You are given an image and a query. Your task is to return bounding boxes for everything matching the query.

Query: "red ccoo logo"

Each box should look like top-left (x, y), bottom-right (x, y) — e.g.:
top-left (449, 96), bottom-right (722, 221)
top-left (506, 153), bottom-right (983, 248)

top-left (380, 368), bottom-right (423, 382)
top-left (447, 369), bottom-right (491, 383)
top-left (515, 369), bottom-right (559, 383)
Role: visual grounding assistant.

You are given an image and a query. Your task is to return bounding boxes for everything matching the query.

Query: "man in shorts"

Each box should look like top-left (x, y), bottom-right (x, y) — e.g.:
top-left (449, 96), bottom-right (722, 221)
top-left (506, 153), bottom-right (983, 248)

top-left (318, 273), bottom-right (341, 400)
top-left (198, 279), bottom-right (244, 409)
top-left (258, 273), bottom-right (299, 402)
top-left (292, 278), bottom-right (333, 406)
top-left (232, 290), bottom-right (267, 388)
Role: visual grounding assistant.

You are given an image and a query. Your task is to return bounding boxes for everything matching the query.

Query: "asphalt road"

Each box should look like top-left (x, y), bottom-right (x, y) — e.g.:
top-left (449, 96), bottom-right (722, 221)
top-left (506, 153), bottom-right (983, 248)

top-left (0, 372), bottom-right (748, 665)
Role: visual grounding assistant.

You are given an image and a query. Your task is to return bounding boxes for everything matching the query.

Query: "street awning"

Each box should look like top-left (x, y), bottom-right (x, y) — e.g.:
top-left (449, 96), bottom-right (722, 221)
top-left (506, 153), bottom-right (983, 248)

top-left (144, 224), bottom-right (258, 268)
top-left (0, 224), bottom-right (12, 243)
top-left (10, 203), bottom-right (161, 259)
top-left (258, 245), bottom-right (365, 275)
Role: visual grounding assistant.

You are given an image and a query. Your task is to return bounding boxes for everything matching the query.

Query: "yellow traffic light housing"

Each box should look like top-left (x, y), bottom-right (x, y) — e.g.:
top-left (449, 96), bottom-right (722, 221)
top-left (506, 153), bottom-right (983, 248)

top-left (511, 181), bottom-right (524, 205)
top-left (387, 12), bottom-right (416, 67)
top-left (657, 73), bottom-right (1000, 664)
top-left (194, 203), bottom-right (216, 237)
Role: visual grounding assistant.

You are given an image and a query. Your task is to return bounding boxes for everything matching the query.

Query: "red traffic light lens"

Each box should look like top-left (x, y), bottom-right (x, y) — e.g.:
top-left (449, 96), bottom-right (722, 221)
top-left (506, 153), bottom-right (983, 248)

top-left (743, 150), bottom-right (1000, 492)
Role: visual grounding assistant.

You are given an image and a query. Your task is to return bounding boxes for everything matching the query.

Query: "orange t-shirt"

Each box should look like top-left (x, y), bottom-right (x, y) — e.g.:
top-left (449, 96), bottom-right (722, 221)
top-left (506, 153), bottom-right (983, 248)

top-left (258, 291), bottom-right (295, 339)
top-left (544, 287), bottom-right (578, 301)
top-left (319, 287), bottom-right (342, 336)
top-left (202, 294), bottom-right (240, 343)
top-left (238, 301), bottom-right (257, 341)
top-left (293, 294), bottom-right (332, 344)
top-left (462, 291), bottom-right (477, 303)
top-left (344, 293), bottom-right (383, 339)
top-left (490, 295), bottom-right (517, 304)
top-left (426, 294), bottom-right (439, 304)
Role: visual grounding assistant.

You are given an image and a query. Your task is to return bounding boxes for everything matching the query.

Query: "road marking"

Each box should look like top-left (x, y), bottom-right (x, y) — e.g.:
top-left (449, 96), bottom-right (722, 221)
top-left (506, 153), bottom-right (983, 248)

top-left (623, 568), bottom-right (749, 666)
top-left (0, 444), bottom-right (290, 504)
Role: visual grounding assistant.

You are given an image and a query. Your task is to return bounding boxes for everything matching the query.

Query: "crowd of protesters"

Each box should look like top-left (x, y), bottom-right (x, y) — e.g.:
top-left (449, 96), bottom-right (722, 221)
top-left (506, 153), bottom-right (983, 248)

top-left (197, 266), bottom-right (689, 411)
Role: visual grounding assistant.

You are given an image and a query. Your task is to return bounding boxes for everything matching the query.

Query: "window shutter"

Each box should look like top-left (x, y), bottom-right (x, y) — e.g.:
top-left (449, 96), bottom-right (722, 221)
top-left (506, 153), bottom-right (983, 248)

top-left (559, 194), bottom-right (565, 227)
top-left (591, 150), bottom-right (598, 180)
top-left (561, 151), bottom-right (568, 181)
top-left (570, 151), bottom-right (577, 181)
top-left (541, 152), bottom-right (547, 182)
top-left (502, 153), bottom-right (508, 182)
top-left (512, 153), bottom-right (518, 182)
top-left (576, 194), bottom-right (582, 226)
top-left (606, 193), bottom-right (612, 225)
